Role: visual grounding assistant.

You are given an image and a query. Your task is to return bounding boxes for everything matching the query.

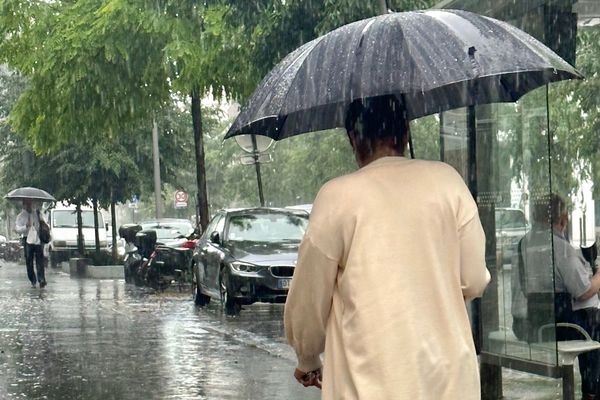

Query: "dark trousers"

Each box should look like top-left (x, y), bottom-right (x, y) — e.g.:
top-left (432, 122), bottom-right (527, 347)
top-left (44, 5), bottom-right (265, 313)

top-left (25, 243), bottom-right (45, 284)
top-left (572, 307), bottom-right (600, 395)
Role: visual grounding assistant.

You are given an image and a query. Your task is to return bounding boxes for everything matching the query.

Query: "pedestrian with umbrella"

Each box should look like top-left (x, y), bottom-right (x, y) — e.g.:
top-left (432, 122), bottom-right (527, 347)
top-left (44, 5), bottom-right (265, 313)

top-left (6, 187), bottom-right (55, 288)
top-left (225, 9), bottom-right (583, 400)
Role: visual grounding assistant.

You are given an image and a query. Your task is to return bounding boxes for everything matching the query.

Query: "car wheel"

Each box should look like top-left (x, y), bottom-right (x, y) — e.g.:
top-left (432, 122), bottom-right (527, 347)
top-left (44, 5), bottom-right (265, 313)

top-left (219, 268), bottom-right (241, 316)
top-left (193, 269), bottom-right (211, 306)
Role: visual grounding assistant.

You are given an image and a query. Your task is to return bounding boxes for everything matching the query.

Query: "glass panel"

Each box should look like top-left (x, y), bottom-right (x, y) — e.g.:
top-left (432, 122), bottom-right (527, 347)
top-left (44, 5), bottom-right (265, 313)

top-left (440, 108), bottom-right (469, 180)
top-left (410, 114), bottom-right (441, 161)
top-left (490, 88), bottom-right (558, 364)
top-left (439, 87), bottom-right (559, 366)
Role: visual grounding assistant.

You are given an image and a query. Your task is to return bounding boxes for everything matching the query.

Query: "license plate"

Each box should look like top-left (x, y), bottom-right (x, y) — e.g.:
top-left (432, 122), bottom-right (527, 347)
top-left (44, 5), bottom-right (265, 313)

top-left (277, 279), bottom-right (291, 289)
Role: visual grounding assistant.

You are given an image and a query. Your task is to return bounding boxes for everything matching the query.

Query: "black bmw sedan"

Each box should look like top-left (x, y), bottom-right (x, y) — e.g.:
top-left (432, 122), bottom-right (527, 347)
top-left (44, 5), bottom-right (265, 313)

top-left (191, 207), bottom-right (309, 315)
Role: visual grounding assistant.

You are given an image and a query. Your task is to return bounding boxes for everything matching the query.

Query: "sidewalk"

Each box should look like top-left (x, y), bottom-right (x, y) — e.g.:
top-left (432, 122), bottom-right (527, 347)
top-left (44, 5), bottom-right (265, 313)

top-left (0, 261), bottom-right (320, 400)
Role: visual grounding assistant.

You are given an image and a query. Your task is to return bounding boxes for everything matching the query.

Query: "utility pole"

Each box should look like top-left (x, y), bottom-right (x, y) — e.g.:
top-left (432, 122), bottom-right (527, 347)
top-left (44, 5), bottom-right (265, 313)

top-left (152, 118), bottom-right (163, 219)
top-left (378, 0), bottom-right (387, 15)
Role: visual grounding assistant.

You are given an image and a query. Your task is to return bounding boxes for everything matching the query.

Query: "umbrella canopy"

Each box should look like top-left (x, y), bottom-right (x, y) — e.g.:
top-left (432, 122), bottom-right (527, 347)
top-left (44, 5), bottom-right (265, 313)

top-left (5, 187), bottom-right (56, 202)
top-left (225, 9), bottom-right (582, 141)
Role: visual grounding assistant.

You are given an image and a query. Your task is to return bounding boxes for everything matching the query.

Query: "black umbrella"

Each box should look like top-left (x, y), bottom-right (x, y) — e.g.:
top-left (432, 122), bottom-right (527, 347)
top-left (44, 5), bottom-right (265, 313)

top-left (225, 9), bottom-right (581, 141)
top-left (5, 187), bottom-right (56, 202)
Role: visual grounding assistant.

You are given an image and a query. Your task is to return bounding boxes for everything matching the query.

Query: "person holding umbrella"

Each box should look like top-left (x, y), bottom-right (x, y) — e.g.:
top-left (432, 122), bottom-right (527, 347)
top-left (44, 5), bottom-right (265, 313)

top-left (224, 9), bottom-right (583, 399)
top-left (15, 199), bottom-right (47, 288)
top-left (5, 186), bottom-right (55, 288)
top-left (284, 95), bottom-right (490, 399)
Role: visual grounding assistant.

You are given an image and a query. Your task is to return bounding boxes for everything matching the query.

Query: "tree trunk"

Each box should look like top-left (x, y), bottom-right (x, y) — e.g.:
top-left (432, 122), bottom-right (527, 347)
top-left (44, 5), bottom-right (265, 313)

top-left (93, 199), bottom-right (100, 253)
top-left (191, 88), bottom-right (209, 232)
top-left (76, 203), bottom-right (84, 256)
top-left (111, 200), bottom-right (117, 261)
top-left (152, 118), bottom-right (162, 219)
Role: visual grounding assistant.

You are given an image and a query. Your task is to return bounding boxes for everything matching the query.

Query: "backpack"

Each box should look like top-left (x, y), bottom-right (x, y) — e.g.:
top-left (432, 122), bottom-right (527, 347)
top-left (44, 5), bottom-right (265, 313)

top-left (37, 210), bottom-right (51, 244)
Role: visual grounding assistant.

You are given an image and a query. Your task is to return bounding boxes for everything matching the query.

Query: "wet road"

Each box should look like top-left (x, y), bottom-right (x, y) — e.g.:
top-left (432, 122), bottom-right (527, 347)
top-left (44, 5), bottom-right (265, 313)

top-left (0, 261), bottom-right (319, 400)
top-left (0, 260), bottom-right (577, 399)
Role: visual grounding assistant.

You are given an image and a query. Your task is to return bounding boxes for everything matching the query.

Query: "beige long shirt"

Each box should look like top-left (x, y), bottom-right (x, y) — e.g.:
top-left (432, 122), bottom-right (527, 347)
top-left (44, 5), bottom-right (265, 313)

top-left (284, 156), bottom-right (490, 400)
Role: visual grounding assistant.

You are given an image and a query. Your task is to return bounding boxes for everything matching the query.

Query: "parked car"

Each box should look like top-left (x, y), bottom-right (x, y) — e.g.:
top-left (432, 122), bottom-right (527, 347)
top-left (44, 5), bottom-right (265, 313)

top-left (192, 207), bottom-right (309, 315)
top-left (286, 204), bottom-right (312, 214)
top-left (495, 207), bottom-right (528, 266)
top-left (139, 218), bottom-right (196, 246)
top-left (46, 203), bottom-right (109, 267)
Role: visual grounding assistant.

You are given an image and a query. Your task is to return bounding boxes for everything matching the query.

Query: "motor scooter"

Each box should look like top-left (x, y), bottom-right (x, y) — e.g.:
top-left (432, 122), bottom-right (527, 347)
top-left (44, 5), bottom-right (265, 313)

top-left (142, 231), bottom-right (199, 291)
top-left (118, 224), bottom-right (143, 284)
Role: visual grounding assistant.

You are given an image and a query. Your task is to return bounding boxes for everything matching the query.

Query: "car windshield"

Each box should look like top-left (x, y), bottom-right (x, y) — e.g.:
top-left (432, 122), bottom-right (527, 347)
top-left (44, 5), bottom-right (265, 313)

top-left (140, 221), bottom-right (194, 240)
top-left (226, 213), bottom-right (308, 243)
top-left (495, 210), bottom-right (527, 229)
top-left (52, 210), bottom-right (99, 228)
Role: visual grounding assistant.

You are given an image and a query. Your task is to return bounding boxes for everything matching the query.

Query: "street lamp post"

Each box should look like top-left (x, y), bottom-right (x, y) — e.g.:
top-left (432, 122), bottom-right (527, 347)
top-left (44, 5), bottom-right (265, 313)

top-left (251, 135), bottom-right (266, 207)
top-left (235, 135), bottom-right (274, 207)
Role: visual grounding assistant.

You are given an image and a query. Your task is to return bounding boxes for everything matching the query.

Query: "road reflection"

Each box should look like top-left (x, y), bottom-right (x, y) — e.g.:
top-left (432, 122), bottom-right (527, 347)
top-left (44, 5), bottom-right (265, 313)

top-left (0, 262), bottom-right (318, 400)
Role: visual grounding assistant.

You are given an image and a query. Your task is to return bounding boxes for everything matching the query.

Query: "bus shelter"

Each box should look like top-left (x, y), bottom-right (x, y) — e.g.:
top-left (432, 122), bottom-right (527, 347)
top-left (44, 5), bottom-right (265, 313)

top-left (429, 1), bottom-right (600, 398)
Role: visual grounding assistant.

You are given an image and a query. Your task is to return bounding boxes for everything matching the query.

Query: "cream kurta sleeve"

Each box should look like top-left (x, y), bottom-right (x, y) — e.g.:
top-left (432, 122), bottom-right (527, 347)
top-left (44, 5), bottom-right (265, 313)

top-left (284, 236), bottom-right (338, 372)
top-left (459, 215), bottom-right (489, 300)
top-left (284, 182), bottom-right (343, 373)
top-left (452, 171), bottom-right (490, 300)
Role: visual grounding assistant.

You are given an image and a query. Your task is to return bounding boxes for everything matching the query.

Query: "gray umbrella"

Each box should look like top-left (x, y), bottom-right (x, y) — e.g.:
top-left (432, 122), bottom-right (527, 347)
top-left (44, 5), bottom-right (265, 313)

top-left (5, 187), bottom-right (56, 202)
top-left (225, 9), bottom-right (582, 141)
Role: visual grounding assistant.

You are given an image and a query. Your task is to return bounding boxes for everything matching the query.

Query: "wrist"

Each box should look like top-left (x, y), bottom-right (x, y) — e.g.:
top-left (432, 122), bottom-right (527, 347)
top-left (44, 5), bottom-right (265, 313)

top-left (296, 355), bottom-right (322, 373)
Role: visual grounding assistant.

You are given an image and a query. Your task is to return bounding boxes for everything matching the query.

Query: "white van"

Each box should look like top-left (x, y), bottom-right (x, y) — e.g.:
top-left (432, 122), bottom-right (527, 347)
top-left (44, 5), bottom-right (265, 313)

top-left (46, 204), bottom-right (108, 267)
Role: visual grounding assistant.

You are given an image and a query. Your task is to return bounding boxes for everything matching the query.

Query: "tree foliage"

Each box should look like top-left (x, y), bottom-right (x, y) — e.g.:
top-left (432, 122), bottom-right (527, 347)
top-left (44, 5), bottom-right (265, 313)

top-left (3, 0), bottom-right (597, 228)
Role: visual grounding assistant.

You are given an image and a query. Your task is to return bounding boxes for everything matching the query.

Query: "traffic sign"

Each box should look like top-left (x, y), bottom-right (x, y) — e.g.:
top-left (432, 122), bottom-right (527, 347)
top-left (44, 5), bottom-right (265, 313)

top-left (128, 195), bottom-right (139, 209)
top-left (174, 190), bottom-right (188, 209)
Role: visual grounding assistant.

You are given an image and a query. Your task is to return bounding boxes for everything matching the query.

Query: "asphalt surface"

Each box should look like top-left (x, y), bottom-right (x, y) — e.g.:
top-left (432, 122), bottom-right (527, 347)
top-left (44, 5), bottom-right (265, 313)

top-left (0, 260), bottom-right (319, 400)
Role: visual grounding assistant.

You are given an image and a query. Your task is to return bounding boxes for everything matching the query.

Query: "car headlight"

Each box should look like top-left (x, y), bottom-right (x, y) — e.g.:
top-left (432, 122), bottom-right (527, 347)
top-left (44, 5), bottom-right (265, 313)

top-left (231, 262), bottom-right (265, 273)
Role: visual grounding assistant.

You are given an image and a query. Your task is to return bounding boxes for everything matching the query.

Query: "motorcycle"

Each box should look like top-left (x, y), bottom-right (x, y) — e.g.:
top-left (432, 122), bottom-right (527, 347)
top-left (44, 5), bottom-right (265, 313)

top-left (120, 223), bottom-right (199, 290)
top-left (140, 231), bottom-right (199, 291)
top-left (2, 238), bottom-right (24, 263)
top-left (118, 224), bottom-right (143, 284)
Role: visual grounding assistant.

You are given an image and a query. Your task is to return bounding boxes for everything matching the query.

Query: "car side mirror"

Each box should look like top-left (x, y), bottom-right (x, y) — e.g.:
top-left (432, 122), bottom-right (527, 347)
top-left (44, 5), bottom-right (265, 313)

top-left (209, 231), bottom-right (221, 245)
